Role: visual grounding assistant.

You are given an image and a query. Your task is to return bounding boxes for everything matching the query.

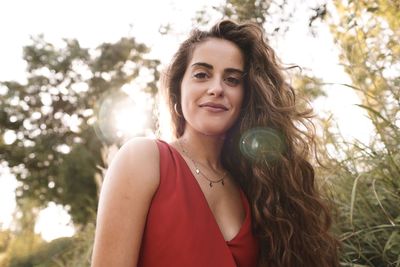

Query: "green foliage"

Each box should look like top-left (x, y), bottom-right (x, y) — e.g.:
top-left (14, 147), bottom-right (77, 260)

top-left (322, 133), bottom-right (400, 266)
top-left (320, 0), bottom-right (400, 266)
top-left (8, 238), bottom-right (71, 267)
top-left (0, 35), bottom-right (160, 225)
top-left (330, 0), bottom-right (399, 148)
top-left (0, 231), bottom-right (11, 253)
top-left (58, 144), bottom-right (98, 224)
top-left (193, 0), bottom-right (294, 36)
top-left (218, 0), bottom-right (272, 26)
top-left (5, 235), bottom-right (90, 267)
top-left (6, 232), bottom-right (44, 267)
top-left (0, 221), bottom-right (94, 267)
top-left (49, 224), bottom-right (94, 267)
top-left (292, 74), bottom-right (326, 100)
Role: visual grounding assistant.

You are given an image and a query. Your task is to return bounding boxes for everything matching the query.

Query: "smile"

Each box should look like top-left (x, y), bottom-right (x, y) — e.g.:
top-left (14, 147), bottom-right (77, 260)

top-left (199, 102), bottom-right (229, 112)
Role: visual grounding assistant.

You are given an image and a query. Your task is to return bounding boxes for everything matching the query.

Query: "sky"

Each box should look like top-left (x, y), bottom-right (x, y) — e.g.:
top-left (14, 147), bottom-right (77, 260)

top-left (0, 0), bottom-right (373, 241)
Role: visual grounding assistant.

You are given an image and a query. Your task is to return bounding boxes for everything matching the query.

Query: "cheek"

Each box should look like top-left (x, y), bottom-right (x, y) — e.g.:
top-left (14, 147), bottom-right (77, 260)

top-left (234, 88), bottom-right (245, 108)
top-left (180, 81), bottom-right (201, 106)
top-left (179, 80), bottom-right (189, 106)
top-left (180, 87), bottom-right (191, 107)
top-left (232, 89), bottom-right (245, 121)
top-left (180, 87), bottom-right (196, 116)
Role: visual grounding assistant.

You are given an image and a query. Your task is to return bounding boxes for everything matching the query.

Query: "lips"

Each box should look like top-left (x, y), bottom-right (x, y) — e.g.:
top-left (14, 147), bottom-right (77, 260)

top-left (199, 102), bottom-right (229, 111)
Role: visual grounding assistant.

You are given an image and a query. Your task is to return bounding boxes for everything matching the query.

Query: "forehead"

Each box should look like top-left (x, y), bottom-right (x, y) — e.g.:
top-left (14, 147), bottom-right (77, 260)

top-left (189, 38), bottom-right (244, 70)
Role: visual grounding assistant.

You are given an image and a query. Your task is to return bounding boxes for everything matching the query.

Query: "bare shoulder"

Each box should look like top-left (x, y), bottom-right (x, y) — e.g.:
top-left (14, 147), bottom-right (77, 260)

top-left (119, 136), bottom-right (159, 156)
top-left (91, 137), bottom-right (160, 266)
top-left (117, 137), bottom-right (159, 166)
top-left (105, 137), bottom-right (160, 189)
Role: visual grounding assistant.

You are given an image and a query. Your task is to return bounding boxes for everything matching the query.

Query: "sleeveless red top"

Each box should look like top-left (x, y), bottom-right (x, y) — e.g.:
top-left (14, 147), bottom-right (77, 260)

top-left (137, 140), bottom-right (259, 267)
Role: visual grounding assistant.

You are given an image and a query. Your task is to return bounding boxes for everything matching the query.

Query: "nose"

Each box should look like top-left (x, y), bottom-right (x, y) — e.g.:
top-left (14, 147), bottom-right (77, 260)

top-left (207, 76), bottom-right (224, 96)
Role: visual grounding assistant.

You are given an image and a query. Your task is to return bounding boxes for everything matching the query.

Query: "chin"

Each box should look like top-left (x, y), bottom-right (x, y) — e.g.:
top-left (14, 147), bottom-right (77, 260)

top-left (185, 117), bottom-right (237, 137)
top-left (196, 124), bottom-right (234, 137)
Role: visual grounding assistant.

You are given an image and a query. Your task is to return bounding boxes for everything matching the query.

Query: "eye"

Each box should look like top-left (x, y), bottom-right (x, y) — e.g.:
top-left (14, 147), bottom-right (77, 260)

top-left (224, 76), bottom-right (241, 86)
top-left (192, 72), bottom-right (209, 80)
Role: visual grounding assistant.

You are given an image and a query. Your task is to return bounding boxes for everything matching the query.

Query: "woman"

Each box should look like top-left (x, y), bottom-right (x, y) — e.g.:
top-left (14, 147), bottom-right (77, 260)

top-left (91, 20), bottom-right (339, 267)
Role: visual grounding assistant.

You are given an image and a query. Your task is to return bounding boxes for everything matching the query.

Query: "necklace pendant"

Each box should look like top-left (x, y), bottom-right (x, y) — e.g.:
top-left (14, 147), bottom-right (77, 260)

top-left (195, 168), bottom-right (200, 174)
top-left (209, 182), bottom-right (213, 187)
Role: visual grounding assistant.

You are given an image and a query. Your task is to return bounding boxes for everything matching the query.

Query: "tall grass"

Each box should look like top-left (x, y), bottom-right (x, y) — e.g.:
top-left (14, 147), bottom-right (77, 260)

top-left (320, 126), bottom-right (400, 266)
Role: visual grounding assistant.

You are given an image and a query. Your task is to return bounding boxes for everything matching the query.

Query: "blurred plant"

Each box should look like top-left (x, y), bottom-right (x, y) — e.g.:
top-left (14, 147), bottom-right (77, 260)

top-left (193, 0), bottom-right (295, 36)
top-left (0, 230), bottom-right (11, 254)
top-left (0, 230), bottom-right (11, 267)
top-left (318, 0), bottom-right (400, 265)
top-left (2, 225), bottom-right (94, 267)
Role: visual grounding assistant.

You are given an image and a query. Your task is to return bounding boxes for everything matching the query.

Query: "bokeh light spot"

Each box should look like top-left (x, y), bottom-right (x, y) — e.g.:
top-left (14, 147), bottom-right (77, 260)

top-left (239, 127), bottom-right (286, 162)
top-left (3, 130), bottom-right (17, 145)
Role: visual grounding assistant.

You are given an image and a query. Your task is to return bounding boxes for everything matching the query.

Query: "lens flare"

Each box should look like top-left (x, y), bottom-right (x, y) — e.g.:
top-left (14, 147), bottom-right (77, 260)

top-left (93, 90), bottom-right (150, 144)
top-left (239, 127), bottom-right (286, 162)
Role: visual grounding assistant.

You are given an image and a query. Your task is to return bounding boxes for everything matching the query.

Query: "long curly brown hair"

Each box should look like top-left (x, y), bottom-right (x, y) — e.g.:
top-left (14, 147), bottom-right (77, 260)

top-left (164, 19), bottom-right (339, 267)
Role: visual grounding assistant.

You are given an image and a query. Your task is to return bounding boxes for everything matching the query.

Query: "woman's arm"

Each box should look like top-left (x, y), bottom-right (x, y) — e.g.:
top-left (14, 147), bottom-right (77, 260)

top-left (91, 138), bottom-right (160, 267)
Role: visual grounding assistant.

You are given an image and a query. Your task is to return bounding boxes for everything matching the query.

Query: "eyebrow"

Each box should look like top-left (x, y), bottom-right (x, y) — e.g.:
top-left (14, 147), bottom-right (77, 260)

top-left (191, 62), bottom-right (244, 75)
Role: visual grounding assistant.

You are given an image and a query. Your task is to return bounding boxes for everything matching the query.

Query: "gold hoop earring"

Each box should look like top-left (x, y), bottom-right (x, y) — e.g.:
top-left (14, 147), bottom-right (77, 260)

top-left (174, 103), bottom-right (182, 117)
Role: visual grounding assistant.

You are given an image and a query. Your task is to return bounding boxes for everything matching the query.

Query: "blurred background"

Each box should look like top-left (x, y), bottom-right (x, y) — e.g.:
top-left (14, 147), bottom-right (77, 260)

top-left (0, 0), bottom-right (399, 266)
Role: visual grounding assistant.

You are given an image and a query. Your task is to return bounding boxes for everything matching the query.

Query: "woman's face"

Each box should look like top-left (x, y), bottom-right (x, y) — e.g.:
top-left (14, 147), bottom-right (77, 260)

top-left (180, 38), bottom-right (245, 137)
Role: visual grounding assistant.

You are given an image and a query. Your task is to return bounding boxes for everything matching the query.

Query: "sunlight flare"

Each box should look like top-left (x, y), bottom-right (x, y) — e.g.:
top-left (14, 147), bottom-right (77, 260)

top-left (94, 87), bottom-right (153, 143)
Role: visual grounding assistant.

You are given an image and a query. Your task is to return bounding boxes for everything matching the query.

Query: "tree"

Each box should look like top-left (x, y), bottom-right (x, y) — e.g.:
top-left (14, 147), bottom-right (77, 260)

top-left (0, 35), bottom-right (160, 225)
top-left (193, 0), bottom-right (297, 37)
top-left (218, 0), bottom-right (273, 27)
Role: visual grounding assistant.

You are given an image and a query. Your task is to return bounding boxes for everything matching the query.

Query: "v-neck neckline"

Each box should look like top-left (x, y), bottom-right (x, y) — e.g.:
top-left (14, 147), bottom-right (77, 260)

top-left (168, 142), bottom-right (248, 243)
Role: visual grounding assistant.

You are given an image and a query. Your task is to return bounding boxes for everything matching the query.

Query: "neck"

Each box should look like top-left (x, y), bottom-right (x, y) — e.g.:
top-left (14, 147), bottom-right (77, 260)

top-left (178, 131), bottom-right (225, 171)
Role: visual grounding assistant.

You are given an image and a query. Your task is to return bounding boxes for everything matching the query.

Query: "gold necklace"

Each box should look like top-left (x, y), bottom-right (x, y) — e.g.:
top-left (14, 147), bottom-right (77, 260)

top-left (178, 140), bottom-right (227, 187)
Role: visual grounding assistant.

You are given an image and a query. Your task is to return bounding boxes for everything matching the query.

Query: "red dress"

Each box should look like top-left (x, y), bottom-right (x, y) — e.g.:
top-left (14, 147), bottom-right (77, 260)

top-left (137, 140), bottom-right (260, 267)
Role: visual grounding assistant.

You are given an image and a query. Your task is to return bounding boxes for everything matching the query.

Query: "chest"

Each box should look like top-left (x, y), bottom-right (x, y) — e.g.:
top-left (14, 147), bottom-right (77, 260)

top-left (195, 174), bottom-right (246, 242)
